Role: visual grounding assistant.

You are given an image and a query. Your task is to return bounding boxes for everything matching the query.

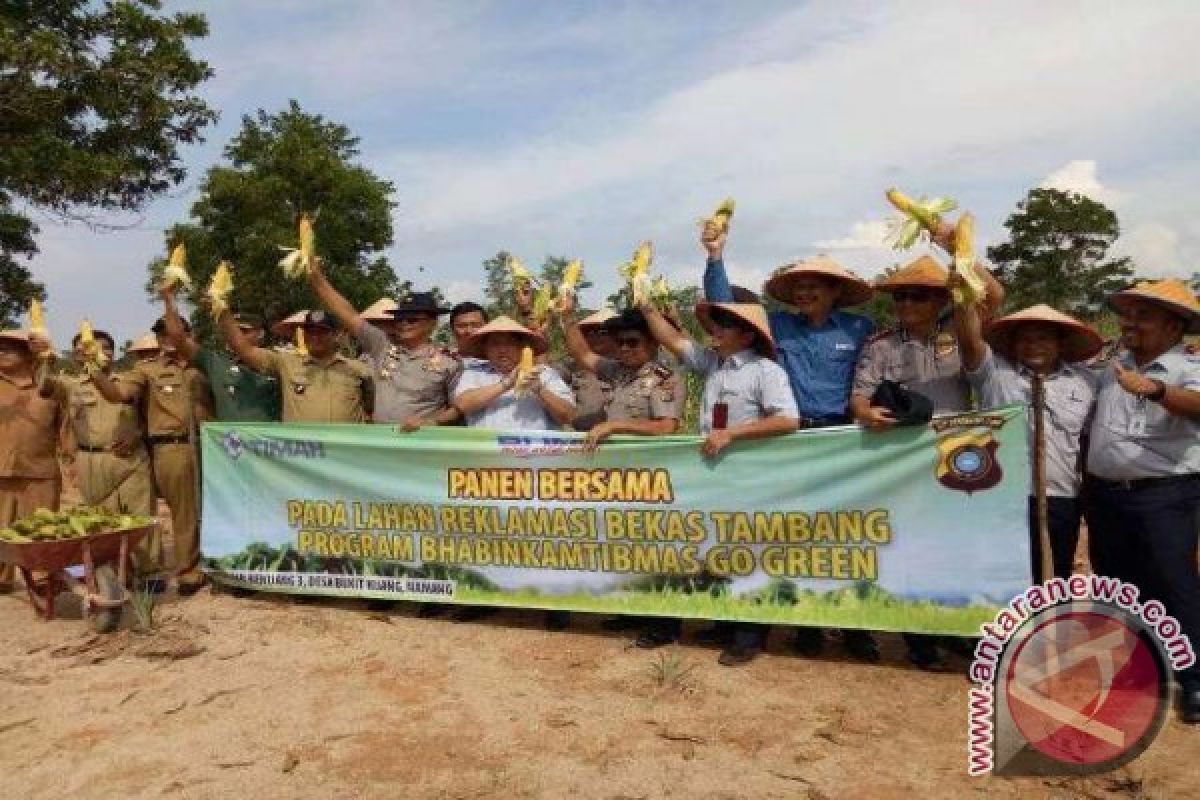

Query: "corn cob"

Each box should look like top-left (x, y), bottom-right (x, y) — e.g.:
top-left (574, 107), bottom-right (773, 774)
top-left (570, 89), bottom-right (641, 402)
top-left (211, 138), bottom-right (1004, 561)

top-left (507, 254), bottom-right (533, 290)
top-left (704, 197), bottom-right (736, 234)
top-left (278, 212), bottom-right (317, 279)
top-left (951, 213), bottom-right (986, 306)
top-left (78, 319), bottom-right (107, 368)
top-left (648, 276), bottom-right (673, 312)
top-left (559, 259), bottom-right (582, 302)
top-left (514, 346), bottom-right (535, 397)
top-left (207, 261), bottom-right (235, 318)
top-left (618, 241), bottom-right (654, 307)
top-left (162, 243), bottom-right (192, 290)
top-left (884, 188), bottom-right (957, 250)
top-left (295, 327), bottom-right (308, 357)
top-left (29, 299), bottom-right (47, 337)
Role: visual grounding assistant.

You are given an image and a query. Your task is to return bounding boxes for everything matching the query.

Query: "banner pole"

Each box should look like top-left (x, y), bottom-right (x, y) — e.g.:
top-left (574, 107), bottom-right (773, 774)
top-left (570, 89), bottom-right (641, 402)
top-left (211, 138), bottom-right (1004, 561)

top-left (1030, 373), bottom-right (1054, 584)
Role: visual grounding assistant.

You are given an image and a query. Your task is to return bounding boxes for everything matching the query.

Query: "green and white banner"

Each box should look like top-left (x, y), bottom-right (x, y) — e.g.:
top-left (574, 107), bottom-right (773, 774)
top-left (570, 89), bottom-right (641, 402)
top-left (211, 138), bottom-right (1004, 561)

top-left (200, 406), bottom-right (1031, 634)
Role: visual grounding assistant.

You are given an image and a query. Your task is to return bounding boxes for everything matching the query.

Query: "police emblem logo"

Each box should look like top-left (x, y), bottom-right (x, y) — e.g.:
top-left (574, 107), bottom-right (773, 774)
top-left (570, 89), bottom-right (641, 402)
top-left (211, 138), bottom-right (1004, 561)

top-left (935, 331), bottom-right (958, 357)
top-left (293, 382), bottom-right (307, 395)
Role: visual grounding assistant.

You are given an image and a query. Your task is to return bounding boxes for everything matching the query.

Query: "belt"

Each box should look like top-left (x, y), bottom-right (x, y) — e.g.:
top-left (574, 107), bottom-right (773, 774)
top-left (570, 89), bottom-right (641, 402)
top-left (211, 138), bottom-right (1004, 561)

top-left (147, 434), bottom-right (190, 446)
top-left (1087, 473), bottom-right (1199, 492)
top-left (78, 444), bottom-right (112, 453)
top-left (801, 414), bottom-right (851, 429)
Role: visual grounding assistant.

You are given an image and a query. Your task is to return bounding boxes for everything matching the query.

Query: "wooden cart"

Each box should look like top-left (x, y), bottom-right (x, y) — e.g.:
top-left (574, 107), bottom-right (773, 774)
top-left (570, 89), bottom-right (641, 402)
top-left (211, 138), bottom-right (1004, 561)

top-left (0, 523), bottom-right (156, 633)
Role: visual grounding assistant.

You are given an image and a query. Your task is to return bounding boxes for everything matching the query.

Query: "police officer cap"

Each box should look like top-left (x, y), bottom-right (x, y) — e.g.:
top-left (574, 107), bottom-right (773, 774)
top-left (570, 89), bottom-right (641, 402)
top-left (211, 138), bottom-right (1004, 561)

top-left (870, 380), bottom-right (933, 426)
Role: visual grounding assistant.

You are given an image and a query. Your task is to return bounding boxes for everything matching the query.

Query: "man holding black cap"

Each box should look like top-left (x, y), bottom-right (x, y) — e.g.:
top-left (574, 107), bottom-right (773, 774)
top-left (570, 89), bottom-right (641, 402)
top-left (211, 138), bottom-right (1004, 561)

top-left (90, 317), bottom-right (214, 595)
top-left (309, 258), bottom-right (459, 429)
top-left (159, 284), bottom-right (281, 422)
top-left (217, 307), bottom-right (373, 424)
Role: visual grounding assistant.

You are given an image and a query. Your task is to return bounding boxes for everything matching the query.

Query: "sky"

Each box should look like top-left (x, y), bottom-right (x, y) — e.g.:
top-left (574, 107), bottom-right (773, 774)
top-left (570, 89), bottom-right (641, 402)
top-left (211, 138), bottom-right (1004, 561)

top-left (22, 0), bottom-right (1200, 346)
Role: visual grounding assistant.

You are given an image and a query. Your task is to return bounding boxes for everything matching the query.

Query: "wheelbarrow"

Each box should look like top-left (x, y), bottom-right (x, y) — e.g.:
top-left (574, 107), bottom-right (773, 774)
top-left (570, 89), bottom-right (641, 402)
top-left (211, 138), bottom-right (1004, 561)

top-left (0, 523), bottom-right (156, 633)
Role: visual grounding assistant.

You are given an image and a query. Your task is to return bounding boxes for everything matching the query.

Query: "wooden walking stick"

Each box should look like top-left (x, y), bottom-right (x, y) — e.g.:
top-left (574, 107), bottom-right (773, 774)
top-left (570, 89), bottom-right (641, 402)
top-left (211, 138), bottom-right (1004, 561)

top-left (1030, 373), bottom-right (1055, 584)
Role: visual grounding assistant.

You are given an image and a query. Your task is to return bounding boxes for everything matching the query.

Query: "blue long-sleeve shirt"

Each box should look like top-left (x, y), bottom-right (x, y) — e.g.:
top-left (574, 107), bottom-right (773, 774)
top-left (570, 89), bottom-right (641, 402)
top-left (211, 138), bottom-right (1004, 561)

top-left (703, 257), bottom-right (874, 421)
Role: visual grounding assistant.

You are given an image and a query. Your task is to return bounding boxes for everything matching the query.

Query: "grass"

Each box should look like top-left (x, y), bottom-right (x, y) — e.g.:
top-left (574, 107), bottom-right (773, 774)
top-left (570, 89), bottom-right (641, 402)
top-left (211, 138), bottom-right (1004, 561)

top-left (646, 651), bottom-right (696, 691)
top-left (130, 587), bottom-right (156, 632)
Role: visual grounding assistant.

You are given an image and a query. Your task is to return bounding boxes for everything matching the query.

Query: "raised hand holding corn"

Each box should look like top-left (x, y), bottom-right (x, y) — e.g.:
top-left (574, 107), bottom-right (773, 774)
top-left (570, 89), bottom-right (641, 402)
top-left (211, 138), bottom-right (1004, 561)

top-left (278, 212), bottom-right (317, 279)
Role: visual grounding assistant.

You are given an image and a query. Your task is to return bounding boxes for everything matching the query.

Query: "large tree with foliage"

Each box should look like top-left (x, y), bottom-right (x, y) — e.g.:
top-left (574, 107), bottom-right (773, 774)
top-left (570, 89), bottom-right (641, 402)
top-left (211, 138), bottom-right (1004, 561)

top-left (149, 102), bottom-right (401, 338)
top-left (986, 188), bottom-right (1134, 317)
top-left (0, 0), bottom-right (216, 325)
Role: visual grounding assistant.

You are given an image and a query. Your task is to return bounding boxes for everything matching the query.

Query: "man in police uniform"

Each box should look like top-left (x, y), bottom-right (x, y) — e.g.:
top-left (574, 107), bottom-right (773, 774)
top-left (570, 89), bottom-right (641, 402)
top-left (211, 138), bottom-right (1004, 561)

top-left (308, 258), bottom-right (459, 429)
top-left (159, 284), bottom-right (281, 422)
top-left (0, 330), bottom-right (68, 592)
top-left (218, 309), bottom-right (373, 423)
top-left (90, 323), bottom-right (213, 595)
top-left (563, 307), bottom-right (617, 432)
top-left (38, 330), bottom-right (161, 587)
top-left (1084, 278), bottom-right (1200, 724)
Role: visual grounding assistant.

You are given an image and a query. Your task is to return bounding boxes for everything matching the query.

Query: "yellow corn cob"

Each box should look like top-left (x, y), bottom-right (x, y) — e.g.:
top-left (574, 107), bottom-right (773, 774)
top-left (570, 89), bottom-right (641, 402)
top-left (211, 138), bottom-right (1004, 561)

top-left (709, 197), bottom-right (736, 233)
top-left (884, 188), bottom-right (958, 250)
top-left (279, 212), bottom-right (317, 279)
top-left (649, 276), bottom-right (672, 311)
top-left (507, 255), bottom-right (532, 289)
top-left (951, 212), bottom-right (986, 306)
top-left (618, 241), bottom-right (654, 307)
top-left (295, 327), bottom-right (308, 357)
top-left (29, 299), bottom-right (46, 336)
top-left (207, 261), bottom-right (235, 318)
top-left (514, 345), bottom-right (535, 397)
top-left (532, 282), bottom-right (555, 327)
top-left (559, 259), bottom-right (582, 301)
top-left (162, 242), bottom-right (192, 290)
top-left (78, 319), bottom-right (107, 368)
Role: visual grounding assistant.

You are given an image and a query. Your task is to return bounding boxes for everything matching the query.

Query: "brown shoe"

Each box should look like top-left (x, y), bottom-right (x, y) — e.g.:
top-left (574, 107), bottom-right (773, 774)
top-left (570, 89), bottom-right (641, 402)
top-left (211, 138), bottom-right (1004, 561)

top-left (177, 575), bottom-right (208, 597)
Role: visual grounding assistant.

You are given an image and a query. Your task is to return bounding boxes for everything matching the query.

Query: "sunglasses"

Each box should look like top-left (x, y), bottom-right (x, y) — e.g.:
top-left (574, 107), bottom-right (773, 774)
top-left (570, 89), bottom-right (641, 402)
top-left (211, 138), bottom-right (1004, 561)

top-left (615, 336), bottom-right (647, 348)
top-left (892, 289), bottom-right (938, 303)
top-left (393, 314), bottom-right (434, 324)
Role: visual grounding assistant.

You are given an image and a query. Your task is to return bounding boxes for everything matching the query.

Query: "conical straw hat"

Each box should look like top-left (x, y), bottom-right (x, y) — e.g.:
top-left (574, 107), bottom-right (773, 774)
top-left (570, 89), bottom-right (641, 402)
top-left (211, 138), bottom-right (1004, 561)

top-left (874, 255), bottom-right (950, 291)
top-left (764, 256), bottom-right (874, 307)
top-left (985, 304), bottom-right (1104, 363)
top-left (128, 333), bottom-right (161, 353)
top-left (578, 308), bottom-right (618, 329)
top-left (271, 310), bottom-right (310, 338)
top-left (459, 315), bottom-right (548, 358)
top-left (1108, 278), bottom-right (1200, 334)
top-left (362, 297), bottom-right (397, 322)
top-left (694, 302), bottom-right (777, 358)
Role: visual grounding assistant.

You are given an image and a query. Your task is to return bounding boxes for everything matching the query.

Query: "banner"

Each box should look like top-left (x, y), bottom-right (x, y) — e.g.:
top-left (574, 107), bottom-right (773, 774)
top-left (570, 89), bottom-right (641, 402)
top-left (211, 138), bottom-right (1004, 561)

top-left (200, 406), bottom-right (1032, 635)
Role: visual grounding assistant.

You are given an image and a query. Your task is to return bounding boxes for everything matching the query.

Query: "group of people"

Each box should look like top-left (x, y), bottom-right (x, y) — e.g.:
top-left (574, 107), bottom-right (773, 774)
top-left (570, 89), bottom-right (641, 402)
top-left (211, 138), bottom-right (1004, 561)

top-left (1, 213), bottom-right (1197, 722)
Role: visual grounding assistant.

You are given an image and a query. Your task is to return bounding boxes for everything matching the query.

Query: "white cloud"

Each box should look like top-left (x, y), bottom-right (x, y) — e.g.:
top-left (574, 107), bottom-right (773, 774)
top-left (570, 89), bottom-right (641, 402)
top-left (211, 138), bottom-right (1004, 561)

top-left (813, 220), bottom-right (891, 252)
top-left (442, 279), bottom-right (480, 305)
top-left (1114, 222), bottom-right (1187, 278)
top-left (1040, 160), bottom-right (1127, 206)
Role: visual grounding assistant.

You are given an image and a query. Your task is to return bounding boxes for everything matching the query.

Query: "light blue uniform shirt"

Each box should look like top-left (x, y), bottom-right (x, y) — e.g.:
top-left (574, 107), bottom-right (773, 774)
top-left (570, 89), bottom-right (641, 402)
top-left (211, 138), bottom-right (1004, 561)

top-left (453, 362), bottom-right (575, 431)
top-left (679, 342), bottom-right (799, 434)
top-left (967, 347), bottom-right (1096, 497)
top-left (704, 257), bottom-right (873, 421)
top-left (1087, 345), bottom-right (1200, 480)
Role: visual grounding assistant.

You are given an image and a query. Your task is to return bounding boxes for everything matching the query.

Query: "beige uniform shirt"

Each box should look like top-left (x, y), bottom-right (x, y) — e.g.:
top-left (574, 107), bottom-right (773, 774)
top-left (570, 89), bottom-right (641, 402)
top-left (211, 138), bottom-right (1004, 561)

top-left (852, 326), bottom-right (969, 413)
top-left (63, 374), bottom-right (146, 451)
top-left (261, 350), bottom-right (373, 423)
top-left (563, 361), bottom-right (612, 431)
top-left (595, 358), bottom-right (685, 423)
top-left (0, 370), bottom-right (67, 479)
top-left (358, 324), bottom-right (461, 423)
top-left (117, 357), bottom-right (211, 437)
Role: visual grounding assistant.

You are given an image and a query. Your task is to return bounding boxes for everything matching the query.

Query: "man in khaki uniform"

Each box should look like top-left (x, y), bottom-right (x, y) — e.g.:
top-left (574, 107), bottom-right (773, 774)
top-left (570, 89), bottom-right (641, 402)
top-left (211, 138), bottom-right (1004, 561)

top-left (40, 330), bottom-right (161, 586)
top-left (563, 308), bottom-right (617, 432)
top-left (0, 330), bottom-right (68, 591)
top-left (219, 309), bottom-right (373, 423)
top-left (307, 259), bottom-right (456, 429)
top-left (90, 328), bottom-right (213, 594)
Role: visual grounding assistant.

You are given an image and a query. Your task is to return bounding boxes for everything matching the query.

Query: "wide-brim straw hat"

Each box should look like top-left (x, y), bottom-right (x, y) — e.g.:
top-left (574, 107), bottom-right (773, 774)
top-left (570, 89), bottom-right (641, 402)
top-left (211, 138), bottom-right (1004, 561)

top-left (874, 255), bottom-right (951, 292)
top-left (985, 304), bottom-right (1104, 363)
top-left (578, 308), bottom-right (618, 329)
top-left (764, 256), bottom-right (874, 307)
top-left (128, 333), bottom-right (161, 353)
top-left (0, 329), bottom-right (31, 349)
top-left (362, 298), bottom-right (397, 322)
top-left (695, 302), bottom-right (777, 359)
top-left (1108, 278), bottom-right (1200, 334)
top-left (459, 315), bottom-right (548, 358)
top-left (271, 310), bottom-right (310, 338)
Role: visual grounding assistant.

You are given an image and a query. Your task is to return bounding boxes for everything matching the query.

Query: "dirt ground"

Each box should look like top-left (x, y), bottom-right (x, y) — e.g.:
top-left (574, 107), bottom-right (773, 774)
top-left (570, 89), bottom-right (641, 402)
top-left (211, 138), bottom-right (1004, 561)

top-left (1, 507), bottom-right (1196, 799)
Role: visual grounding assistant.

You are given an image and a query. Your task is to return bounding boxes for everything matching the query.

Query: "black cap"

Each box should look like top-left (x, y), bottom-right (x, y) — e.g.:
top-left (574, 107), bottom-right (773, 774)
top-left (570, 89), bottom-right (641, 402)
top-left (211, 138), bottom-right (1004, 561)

top-left (389, 291), bottom-right (451, 317)
top-left (151, 316), bottom-right (191, 334)
top-left (300, 310), bottom-right (339, 330)
top-left (233, 312), bottom-right (264, 329)
top-left (869, 380), bottom-right (933, 426)
top-left (602, 309), bottom-right (651, 336)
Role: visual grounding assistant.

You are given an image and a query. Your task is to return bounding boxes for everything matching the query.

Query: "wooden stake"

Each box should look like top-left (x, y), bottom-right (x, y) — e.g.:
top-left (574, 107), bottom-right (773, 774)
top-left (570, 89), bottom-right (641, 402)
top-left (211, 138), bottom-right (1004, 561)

top-left (1030, 373), bottom-right (1055, 584)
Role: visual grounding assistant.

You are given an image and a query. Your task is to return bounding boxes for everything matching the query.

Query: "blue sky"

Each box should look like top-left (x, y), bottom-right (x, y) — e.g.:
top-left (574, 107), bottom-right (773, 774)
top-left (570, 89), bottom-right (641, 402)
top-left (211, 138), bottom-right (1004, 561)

top-left (24, 0), bottom-right (1200, 345)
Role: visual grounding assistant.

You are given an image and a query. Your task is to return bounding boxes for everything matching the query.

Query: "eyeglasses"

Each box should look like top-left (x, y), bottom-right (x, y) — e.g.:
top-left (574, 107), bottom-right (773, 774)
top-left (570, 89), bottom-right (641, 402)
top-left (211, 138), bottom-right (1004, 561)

top-left (394, 315), bottom-right (433, 324)
top-left (893, 290), bottom-right (937, 303)
top-left (616, 336), bottom-right (646, 349)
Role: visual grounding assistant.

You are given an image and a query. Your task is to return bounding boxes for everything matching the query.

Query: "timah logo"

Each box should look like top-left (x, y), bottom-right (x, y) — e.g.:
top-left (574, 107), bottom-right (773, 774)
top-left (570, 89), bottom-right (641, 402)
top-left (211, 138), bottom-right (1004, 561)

top-left (497, 434), bottom-right (585, 458)
top-left (222, 431), bottom-right (325, 461)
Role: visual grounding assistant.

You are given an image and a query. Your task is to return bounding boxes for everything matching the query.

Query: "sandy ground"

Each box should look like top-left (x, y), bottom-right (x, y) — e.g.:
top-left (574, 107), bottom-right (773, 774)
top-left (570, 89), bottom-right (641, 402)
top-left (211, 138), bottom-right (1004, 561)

top-left (0, 504), bottom-right (1196, 799)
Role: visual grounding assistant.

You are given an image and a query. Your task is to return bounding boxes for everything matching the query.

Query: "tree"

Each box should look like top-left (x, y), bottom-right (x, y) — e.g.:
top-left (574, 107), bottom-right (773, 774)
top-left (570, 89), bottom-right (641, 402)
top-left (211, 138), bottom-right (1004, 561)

top-left (987, 188), bottom-right (1134, 317)
top-left (0, 1), bottom-right (217, 325)
top-left (480, 251), bottom-right (593, 321)
top-left (147, 102), bottom-right (400, 339)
